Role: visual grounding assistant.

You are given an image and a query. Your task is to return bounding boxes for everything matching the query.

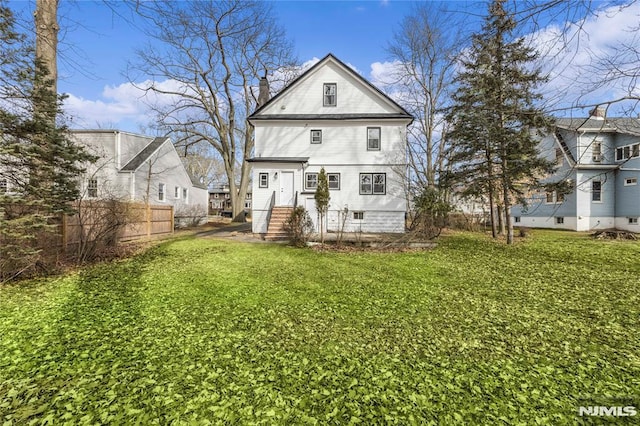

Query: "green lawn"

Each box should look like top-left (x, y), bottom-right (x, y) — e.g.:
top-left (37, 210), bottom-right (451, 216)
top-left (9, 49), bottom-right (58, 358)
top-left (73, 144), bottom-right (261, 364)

top-left (1, 231), bottom-right (639, 424)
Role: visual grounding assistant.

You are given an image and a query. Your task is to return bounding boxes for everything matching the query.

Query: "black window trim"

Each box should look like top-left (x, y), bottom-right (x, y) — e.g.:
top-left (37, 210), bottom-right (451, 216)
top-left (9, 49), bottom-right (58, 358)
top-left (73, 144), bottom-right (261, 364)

top-left (367, 127), bottom-right (381, 151)
top-left (258, 172), bottom-right (269, 188)
top-left (323, 83), bottom-right (337, 107)
top-left (359, 172), bottom-right (386, 195)
top-left (305, 172), bottom-right (318, 191)
top-left (328, 173), bottom-right (340, 190)
top-left (310, 129), bottom-right (322, 144)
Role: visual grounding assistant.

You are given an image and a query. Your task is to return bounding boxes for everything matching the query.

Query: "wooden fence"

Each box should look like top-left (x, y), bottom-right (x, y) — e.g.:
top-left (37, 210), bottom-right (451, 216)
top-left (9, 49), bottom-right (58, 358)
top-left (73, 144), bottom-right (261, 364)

top-left (61, 202), bottom-right (174, 249)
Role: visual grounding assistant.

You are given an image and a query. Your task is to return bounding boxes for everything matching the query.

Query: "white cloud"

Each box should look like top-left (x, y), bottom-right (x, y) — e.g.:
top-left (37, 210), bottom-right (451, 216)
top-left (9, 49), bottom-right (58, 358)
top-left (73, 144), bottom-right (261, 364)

top-left (532, 1), bottom-right (640, 115)
top-left (63, 79), bottom-right (207, 132)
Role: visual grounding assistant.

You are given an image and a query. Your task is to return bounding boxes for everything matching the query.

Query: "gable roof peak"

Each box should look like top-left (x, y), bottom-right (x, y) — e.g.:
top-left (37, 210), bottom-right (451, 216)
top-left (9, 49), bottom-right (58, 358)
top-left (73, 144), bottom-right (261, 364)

top-left (249, 53), bottom-right (412, 121)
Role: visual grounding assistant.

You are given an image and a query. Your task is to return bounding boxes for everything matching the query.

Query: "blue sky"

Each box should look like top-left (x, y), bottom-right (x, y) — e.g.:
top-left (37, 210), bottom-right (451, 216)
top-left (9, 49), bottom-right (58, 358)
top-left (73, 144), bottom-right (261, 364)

top-left (12, 1), bottom-right (436, 100)
top-left (7, 1), bottom-right (640, 132)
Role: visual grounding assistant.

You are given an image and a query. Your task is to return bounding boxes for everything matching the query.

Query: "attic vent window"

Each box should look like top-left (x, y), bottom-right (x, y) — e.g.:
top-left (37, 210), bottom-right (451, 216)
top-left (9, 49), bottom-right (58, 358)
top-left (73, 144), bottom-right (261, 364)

top-left (323, 83), bottom-right (337, 107)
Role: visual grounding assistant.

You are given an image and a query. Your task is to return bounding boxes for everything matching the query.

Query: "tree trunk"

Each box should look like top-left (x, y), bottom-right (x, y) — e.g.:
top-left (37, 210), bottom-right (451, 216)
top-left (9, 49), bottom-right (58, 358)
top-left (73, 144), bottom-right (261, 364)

top-left (503, 188), bottom-right (513, 244)
top-left (34, 0), bottom-right (59, 98)
top-left (497, 204), bottom-right (504, 235)
top-left (488, 186), bottom-right (497, 238)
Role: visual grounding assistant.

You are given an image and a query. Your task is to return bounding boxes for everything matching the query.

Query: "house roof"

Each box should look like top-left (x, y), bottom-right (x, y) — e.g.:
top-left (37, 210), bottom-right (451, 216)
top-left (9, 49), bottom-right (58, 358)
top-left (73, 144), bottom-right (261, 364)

top-left (247, 156), bottom-right (309, 163)
top-left (248, 53), bottom-right (413, 122)
top-left (120, 137), bottom-right (169, 172)
top-left (249, 113), bottom-right (412, 121)
top-left (556, 117), bottom-right (640, 135)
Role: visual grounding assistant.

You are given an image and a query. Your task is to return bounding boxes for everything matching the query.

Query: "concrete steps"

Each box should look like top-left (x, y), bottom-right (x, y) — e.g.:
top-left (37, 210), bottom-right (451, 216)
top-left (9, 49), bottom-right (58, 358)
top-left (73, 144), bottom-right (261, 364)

top-left (265, 206), bottom-right (293, 240)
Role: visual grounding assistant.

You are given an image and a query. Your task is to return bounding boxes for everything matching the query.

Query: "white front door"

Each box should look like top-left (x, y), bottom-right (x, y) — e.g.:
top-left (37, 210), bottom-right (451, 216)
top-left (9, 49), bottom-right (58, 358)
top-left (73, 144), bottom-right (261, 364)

top-left (279, 171), bottom-right (295, 206)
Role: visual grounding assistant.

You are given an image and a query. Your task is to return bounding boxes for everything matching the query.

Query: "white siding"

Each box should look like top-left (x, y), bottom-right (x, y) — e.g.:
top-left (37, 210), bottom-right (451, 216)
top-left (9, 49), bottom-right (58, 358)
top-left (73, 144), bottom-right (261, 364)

top-left (255, 121), bottom-right (406, 166)
top-left (260, 62), bottom-right (399, 116)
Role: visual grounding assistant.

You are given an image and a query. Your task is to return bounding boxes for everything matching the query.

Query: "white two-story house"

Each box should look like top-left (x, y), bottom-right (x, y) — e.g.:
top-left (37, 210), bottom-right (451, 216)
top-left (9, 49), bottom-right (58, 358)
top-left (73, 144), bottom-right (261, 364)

top-left (248, 54), bottom-right (413, 237)
top-left (512, 107), bottom-right (640, 232)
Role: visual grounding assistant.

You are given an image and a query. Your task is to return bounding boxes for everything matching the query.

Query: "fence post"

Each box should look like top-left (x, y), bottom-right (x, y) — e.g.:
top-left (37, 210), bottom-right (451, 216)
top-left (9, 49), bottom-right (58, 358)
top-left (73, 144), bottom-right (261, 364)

top-left (170, 205), bottom-right (174, 233)
top-left (61, 213), bottom-right (67, 254)
top-left (146, 203), bottom-right (151, 238)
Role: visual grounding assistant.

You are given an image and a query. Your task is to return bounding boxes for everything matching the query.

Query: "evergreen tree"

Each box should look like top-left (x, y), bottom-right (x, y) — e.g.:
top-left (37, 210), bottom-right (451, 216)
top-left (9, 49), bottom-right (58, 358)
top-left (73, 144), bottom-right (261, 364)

top-left (314, 167), bottom-right (330, 244)
top-left (0, 2), bottom-right (94, 279)
top-left (445, 0), bottom-right (554, 244)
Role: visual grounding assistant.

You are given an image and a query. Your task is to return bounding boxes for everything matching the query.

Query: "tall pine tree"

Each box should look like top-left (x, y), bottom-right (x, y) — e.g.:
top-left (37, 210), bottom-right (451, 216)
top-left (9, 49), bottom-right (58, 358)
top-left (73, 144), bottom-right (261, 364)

top-left (445, 0), bottom-right (554, 244)
top-left (0, 1), bottom-right (94, 279)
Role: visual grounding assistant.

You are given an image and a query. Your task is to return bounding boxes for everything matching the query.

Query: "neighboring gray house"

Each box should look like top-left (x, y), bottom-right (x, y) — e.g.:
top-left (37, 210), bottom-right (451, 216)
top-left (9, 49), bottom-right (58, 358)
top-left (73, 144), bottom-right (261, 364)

top-left (512, 108), bottom-right (640, 232)
top-left (71, 130), bottom-right (209, 225)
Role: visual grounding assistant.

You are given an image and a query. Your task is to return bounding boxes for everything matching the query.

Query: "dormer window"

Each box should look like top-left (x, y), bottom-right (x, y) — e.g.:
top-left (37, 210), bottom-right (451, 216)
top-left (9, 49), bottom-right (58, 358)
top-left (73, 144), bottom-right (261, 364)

top-left (592, 142), bottom-right (602, 162)
top-left (323, 83), bottom-right (336, 107)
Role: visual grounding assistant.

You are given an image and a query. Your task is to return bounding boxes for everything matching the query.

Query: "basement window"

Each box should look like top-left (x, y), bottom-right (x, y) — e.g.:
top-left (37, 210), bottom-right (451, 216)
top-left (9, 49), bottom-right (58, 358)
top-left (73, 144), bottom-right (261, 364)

top-left (555, 217), bottom-right (564, 224)
top-left (629, 217), bottom-right (638, 225)
top-left (353, 211), bottom-right (364, 220)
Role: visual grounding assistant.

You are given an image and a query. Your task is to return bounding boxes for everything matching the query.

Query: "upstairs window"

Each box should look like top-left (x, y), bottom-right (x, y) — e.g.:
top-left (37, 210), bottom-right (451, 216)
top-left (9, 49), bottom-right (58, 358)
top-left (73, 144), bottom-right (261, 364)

top-left (87, 179), bottom-right (98, 198)
top-left (310, 130), bottom-right (322, 144)
top-left (183, 188), bottom-right (188, 201)
top-left (158, 183), bottom-right (166, 201)
top-left (323, 83), bottom-right (336, 107)
top-left (592, 142), bottom-right (602, 162)
top-left (545, 191), bottom-right (554, 203)
top-left (555, 147), bottom-right (563, 165)
top-left (367, 127), bottom-right (381, 151)
top-left (616, 143), bottom-right (640, 161)
top-left (175, 186), bottom-right (180, 198)
top-left (592, 181), bottom-right (602, 202)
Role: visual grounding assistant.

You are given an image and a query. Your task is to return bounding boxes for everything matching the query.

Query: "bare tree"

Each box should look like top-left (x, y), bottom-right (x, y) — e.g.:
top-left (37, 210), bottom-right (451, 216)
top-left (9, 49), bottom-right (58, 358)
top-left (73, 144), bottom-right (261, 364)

top-left (175, 140), bottom-right (226, 189)
top-left (385, 2), bottom-right (465, 193)
top-left (127, 0), bottom-right (295, 221)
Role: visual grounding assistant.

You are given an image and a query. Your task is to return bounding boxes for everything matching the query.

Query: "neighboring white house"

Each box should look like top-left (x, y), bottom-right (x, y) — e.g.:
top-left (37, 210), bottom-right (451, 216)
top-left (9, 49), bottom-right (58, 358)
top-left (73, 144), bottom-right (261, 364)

top-left (511, 107), bottom-right (640, 232)
top-left (71, 130), bottom-right (209, 224)
top-left (247, 54), bottom-right (413, 236)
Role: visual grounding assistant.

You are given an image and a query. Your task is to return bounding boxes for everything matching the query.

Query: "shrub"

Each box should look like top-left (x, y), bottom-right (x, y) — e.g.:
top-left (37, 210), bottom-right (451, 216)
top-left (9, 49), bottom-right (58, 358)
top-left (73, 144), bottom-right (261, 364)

top-left (283, 206), bottom-right (314, 247)
top-left (175, 204), bottom-right (208, 228)
top-left (409, 187), bottom-right (453, 239)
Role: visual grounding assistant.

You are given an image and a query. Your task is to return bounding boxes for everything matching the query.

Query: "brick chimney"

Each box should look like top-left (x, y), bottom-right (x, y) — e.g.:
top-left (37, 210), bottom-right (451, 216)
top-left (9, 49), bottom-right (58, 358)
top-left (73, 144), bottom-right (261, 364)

top-left (589, 106), bottom-right (606, 120)
top-left (257, 76), bottom-right (269, 107)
